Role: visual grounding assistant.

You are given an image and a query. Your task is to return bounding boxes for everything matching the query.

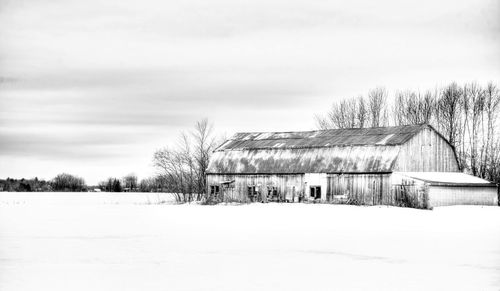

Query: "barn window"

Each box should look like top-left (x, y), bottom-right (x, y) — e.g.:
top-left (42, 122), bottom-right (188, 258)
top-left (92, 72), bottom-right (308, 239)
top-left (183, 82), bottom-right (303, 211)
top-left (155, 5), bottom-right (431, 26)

top-left (210, 185), bottom-right (220, 195)
top-left (248, 186), bottom-right (257, 198)
top-left (310, 186), bottom-right (321, 199)
top-left (267, 186), bottom-right (278, 201)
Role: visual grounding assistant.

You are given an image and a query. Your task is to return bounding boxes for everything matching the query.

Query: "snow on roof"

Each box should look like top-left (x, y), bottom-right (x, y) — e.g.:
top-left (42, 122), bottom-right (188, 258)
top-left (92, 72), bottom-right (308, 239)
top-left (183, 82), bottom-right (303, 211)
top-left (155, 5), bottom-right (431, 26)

top-left (208, 146), bottom-right (400, 174)
top-left (216, 124), bottom-right (428, 151)
top-left (398, 172), bottom-right (495, 186)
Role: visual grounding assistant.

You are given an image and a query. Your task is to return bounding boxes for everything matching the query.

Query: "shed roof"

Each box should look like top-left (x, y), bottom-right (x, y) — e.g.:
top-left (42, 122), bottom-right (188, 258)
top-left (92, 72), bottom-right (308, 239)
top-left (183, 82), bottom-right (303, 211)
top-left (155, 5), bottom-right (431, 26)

top-left (216, 124), bottom-right (427, 151)
top-left (398, 172), bottom-right (496, 187)
top-left (208, 124), bottom-right (431, 174)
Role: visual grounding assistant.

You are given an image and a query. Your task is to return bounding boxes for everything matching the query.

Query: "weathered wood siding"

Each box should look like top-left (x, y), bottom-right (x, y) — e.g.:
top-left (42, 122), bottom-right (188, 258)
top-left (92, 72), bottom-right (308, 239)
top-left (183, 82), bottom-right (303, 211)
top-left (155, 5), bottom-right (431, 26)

top-left (207, 174), bottom-right (304, 202)
top-left (428, 186), bottom-right (498, 207)
top-left (395, 127), bottom-right (459, 172)
top-left (326, 174), bottom-right (392, 205)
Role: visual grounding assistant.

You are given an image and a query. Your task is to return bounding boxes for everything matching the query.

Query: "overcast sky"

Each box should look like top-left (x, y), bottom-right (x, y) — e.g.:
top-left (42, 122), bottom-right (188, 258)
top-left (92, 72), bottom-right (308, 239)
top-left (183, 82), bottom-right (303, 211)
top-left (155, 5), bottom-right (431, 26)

top-left (0, 0), bottom-right (499, 184)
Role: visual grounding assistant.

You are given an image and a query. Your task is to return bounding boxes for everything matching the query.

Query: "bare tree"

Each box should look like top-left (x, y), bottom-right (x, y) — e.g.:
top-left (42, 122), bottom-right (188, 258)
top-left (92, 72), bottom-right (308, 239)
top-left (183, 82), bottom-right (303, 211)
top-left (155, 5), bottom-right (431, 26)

top-left (138, 177), bottom-right (155, 192)
top-left (393, 90), bottom-right (436, 125)
top-left (436, 83), bottom-right (462, 151)
top-left (315, 114), bottom-right (331, 130)
top-left (356, 95), bottom-right (368, 128)
top-left (315, 96), bottom-right (369, 129)
top-left (367, 87), bottom-right (388, 127)
top-left (462, 83), bottom-right (485, 176)
top-left (153, 147), bottom-right (186, 202)
top-left (152, 119), bottom-right (217, 203)
top-left (52, 173), bottom-right (86, 192)
top-left (392, 91), bottom-right (407, 126)
top-left (488, 138), bottom-right (500, 184)
top-left (192, 118), bottom-right (216, 200)
top-left (180, 132), bottom-right (196, 202)
top-left (330, 99), bottom-right (358, 128)
top-left (483, 83), bottom-right (500, 181)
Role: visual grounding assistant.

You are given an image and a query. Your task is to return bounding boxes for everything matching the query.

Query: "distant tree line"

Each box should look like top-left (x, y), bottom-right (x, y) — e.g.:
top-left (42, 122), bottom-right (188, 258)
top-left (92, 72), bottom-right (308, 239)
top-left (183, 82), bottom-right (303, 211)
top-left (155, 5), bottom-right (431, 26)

top-left (1, 173), bottom-right (150, 193)
top-left (98, 178), bottom-right (123, 192)
top-left (0, 177), bottom-right (52, 192)
top-left (315, 82), bottom-right (500, 183)
top-left (0, 173), bottom-right (86, 192)
top-left (96, 174), bottom-right (138, 192)
top-left (0, 173), bottom-right (141, 193)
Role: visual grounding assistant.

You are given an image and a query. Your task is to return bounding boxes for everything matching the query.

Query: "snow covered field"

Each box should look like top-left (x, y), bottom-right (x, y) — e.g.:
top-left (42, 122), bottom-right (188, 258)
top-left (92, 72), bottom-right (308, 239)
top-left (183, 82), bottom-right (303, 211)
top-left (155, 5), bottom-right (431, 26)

top-left (0, 192), bottom-right (499, 291)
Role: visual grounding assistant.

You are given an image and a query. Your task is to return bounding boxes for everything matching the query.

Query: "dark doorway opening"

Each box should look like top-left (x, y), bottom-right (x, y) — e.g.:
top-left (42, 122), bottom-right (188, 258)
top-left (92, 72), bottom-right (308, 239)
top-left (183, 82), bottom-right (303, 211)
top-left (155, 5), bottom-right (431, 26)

top-left (310, 186), bottom-right (321, 200)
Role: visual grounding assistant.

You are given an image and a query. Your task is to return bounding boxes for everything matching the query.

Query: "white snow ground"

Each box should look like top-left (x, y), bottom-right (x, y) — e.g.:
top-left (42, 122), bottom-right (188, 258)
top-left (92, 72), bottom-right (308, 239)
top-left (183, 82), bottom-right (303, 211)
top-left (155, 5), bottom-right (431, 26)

top-left (0, 192), bottom-right (499, 291)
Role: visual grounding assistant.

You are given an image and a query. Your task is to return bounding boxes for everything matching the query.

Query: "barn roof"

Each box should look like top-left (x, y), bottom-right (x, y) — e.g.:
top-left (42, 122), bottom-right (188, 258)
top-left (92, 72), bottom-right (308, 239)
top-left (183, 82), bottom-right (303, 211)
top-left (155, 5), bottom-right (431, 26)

top-left (216, 124), bottom-right (427, 151)
top-left (208, 124), bottom-right (431, 174)
top-left (208, 146), bottom-right (400, 174)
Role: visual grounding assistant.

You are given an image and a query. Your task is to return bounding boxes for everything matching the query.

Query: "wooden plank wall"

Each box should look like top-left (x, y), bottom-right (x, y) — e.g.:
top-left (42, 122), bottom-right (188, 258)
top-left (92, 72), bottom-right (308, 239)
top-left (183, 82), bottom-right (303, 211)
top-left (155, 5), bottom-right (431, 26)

top-left (208, 172), bottom-right (497, 208)
top-left (326, 174), bottom-right (392, 205)
top-left (396, 127), bottom-right (459, 172)
top-left (207, 174), bottom-right (304, 202)
top-left (209, 173), bottom-right (413, 206)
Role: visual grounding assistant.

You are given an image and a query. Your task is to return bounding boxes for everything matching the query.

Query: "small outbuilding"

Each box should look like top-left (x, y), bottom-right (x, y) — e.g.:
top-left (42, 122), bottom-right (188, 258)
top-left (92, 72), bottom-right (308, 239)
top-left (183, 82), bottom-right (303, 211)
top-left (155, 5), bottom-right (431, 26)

top-left (206, 124), bottom-right (498, 208)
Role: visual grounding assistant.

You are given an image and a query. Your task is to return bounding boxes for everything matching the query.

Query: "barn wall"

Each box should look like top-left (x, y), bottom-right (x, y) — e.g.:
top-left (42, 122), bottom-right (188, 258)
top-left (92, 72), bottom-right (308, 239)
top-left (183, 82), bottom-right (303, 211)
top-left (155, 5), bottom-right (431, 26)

top-left (428, 186), bottom-right (498, 207)
top-left (304, 173), bottom-right (328, 201)
top-left (206, 174), bottom-right (304, 202)
top-left (395, 127), bottom-right (459, 172)
top-left (326, 174), bottom-right (392, 205)
top-left (208, 173), bottom-right (393, 204)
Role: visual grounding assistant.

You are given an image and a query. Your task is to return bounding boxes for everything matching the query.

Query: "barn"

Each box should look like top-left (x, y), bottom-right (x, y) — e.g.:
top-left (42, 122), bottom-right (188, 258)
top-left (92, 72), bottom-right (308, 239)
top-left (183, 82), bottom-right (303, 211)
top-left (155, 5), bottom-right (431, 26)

top-left (206, 124), bottom-right (498, 208)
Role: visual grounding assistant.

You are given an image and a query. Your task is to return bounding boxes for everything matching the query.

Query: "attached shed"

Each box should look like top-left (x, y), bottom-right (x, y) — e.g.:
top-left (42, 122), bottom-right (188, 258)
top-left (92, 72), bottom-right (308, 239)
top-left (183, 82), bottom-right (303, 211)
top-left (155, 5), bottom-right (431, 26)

top-left (206, 124), bottom-right (498, 208)
top-left (393, 172), bottom-right (498, 207)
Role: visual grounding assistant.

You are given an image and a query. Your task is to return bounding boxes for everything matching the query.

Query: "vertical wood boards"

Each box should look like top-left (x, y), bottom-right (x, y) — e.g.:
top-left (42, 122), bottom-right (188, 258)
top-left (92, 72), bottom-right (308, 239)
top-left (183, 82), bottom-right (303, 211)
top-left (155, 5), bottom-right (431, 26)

top-left (326, 174), bottom-right (391, 205)
top-left (395, 127), bottom-right (459, 172)
top-left (206, 174), bottom-right (304, 202)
